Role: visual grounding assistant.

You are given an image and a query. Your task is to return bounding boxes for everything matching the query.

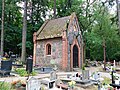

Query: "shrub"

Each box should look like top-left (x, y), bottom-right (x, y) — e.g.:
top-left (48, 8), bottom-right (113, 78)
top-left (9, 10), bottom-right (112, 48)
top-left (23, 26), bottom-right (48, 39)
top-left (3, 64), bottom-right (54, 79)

top-left (82, 64), bottom-right (85, 70)
top-left (15, 68), bottom-right (37, 76)
top-left (15, 68), bottom-right (28, 76)
top-left (102, 77), bottom-right (111, 85)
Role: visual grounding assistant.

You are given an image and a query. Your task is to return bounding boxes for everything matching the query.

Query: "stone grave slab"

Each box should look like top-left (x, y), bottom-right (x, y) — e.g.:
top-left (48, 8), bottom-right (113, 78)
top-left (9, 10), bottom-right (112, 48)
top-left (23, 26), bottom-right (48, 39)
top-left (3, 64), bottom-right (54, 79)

top-left (82, 70), bottom-right (90, 83)
top-left (26, 77), bottom-right (41, 90)
top-left (41, 71), bottom-right (56, 89)
top-left (50, 71), bottom-right (57, 81)
top-left (41, 78), bottom-right (55, 89)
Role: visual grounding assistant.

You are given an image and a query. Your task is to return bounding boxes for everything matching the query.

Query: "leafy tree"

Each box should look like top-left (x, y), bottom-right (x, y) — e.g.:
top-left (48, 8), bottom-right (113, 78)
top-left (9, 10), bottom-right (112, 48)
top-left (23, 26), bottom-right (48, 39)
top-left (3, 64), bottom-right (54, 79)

top-left (0, 0), bottom-right (49, 56)
top-left (4, 0), bottom-right (22, 54)
top-left (86, 4), bottom-right (120, 62)
top-left (116, 0), bottom-right (120, 35)
top-left (53, 0), bottom-right (56, 18)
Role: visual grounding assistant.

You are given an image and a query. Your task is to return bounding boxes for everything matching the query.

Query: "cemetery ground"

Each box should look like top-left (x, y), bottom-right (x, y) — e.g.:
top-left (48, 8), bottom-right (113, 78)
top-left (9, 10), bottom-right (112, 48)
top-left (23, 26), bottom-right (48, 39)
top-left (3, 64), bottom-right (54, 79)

top-left (0, 61), bottom-right (120, 90)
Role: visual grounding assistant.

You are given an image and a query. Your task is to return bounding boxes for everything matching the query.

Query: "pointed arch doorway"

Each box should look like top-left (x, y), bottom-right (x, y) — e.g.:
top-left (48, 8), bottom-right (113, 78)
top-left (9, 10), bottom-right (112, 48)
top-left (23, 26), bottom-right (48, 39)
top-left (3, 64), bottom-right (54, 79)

top-left (73, 45), bottom-right (78, 68)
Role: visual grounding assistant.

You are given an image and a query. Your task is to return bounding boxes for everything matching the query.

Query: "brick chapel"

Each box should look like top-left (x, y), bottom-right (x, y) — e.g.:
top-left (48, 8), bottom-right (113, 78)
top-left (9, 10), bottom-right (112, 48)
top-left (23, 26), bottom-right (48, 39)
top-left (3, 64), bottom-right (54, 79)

top-left (33, 13), bottom-right (83, 71)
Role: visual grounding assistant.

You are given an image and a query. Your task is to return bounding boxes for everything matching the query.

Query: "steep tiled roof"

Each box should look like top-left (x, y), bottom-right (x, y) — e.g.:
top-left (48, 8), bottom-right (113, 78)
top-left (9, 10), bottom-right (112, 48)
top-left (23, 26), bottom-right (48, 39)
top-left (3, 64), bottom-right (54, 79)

top-left (36, 16), bottom-right (70, 40)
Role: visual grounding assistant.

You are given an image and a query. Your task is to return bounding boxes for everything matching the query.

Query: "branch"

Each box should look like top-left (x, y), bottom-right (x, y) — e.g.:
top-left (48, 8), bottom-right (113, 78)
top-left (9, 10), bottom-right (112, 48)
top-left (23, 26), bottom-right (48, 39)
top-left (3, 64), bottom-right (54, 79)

top-left (89, 0), bottom-right (97, 6)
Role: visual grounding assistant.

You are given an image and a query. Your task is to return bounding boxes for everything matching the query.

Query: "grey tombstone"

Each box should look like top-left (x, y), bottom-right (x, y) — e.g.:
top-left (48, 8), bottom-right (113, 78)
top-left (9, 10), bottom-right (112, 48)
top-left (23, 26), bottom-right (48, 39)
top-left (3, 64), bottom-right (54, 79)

top-left (93, 72), bottom-right (100, 80)
top-left (41, 71), bottom-right (56, 89)
top-left (50, 71), bottom-right (57, 81)
top-left (26, 77), bottom-right (41, 90)
top-left (82, 70), bottom-right (89, 81)
top-left (41, 78), bottom-right (55, 89)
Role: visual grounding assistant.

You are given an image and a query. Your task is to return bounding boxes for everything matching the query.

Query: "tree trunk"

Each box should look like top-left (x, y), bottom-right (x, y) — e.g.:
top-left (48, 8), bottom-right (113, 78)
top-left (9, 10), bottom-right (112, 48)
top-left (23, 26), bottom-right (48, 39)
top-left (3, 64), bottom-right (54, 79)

top-left (21, 0), bottom-right (27, 62)
top-left (1, 0), bottom-right (5, 56)
top-left (53, 0), bottom-right (56, 18)
top-left (103, 39), bottom-right (106, 70)
top-left (116, 0), bottom-right (120, 35)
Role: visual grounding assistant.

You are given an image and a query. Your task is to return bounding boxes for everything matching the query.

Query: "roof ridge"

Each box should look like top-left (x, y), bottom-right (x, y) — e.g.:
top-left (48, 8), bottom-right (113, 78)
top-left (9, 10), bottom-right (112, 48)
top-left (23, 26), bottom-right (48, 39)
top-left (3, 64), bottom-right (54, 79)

top-left (50, 16), bottom-right (70, 21)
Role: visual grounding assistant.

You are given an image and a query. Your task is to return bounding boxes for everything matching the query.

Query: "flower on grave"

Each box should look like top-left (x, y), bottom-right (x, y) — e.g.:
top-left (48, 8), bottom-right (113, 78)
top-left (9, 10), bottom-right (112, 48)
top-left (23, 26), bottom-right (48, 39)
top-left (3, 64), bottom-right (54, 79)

top-left (2, 57), bottom-right (7, 60)
top-left (68, 80), bottom-right (76, 88)
top-left (11, 80), bottom-right (26, 88)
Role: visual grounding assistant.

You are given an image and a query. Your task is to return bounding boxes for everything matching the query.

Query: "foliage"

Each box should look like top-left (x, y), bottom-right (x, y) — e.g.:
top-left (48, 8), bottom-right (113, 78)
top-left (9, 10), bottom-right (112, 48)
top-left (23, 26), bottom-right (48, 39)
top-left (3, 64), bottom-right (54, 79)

top-left (41, 85), bottom-right (45, 90)
top-left (102, 77), bottom-right (111, 85)
top-left (15, 68), bottom-right (28, 76)
top-left (68, 80), bottom-right (76, 88)
top-left (0, 0), bottom-right (119, 61)
top-left (111, 51), bottom-right (120, 61)
top-left (82, 64), bottom-right (85, 70)
top-left (15, 68), bottom-right (37, 76)
top-left (0, 0), bottom-right (48, 56)
top-left (85, 2), bottom-right (120, 61)
top-left (0, 82), bottom-right (11, 90)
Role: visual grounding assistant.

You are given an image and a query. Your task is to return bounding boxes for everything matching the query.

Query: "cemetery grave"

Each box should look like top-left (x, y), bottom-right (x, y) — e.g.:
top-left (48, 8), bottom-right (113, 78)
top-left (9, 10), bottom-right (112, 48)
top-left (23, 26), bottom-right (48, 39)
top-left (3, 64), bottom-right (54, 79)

top-left (0, 60), bottom-right (12, 77)
top-left (40, 71), bottom-right (57, 89)
top-left (34, 67), bottom-right (54, 74)
top-left (0, 60), bottom-right (120, 90)
top-left (26, 77), bottom-right (41, 90)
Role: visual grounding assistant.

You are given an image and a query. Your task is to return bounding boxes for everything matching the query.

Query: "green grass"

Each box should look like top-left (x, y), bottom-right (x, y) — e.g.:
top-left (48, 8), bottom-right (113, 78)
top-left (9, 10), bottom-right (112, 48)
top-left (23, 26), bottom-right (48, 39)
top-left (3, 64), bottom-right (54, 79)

top-left (0, 82), bottom-right (13, 90)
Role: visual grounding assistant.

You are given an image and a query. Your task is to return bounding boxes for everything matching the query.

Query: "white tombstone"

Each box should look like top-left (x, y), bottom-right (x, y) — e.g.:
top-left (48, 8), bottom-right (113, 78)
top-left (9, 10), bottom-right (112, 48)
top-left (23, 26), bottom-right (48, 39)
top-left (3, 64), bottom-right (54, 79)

top-left (93, 72), bottom-right (100, 80)
top-left (111, 66), bottom-right (113, 72)
top-left (115, 80), bottom-right (120, 85)
top-left (114, 60), bottom-right (116, 70)
top-left (26, 77), bottom-right (41, 90)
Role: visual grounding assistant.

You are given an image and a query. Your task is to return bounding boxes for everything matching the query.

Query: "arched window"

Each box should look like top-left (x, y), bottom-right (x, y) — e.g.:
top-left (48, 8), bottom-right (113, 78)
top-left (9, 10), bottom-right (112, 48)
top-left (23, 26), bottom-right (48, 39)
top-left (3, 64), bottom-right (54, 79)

top-left (46, 44), bottom-right (51, 55)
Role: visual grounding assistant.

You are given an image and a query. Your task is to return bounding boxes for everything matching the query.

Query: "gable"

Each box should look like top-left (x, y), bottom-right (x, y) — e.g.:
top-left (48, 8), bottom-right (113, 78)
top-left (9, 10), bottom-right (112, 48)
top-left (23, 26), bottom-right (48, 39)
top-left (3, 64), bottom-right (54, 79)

top-left (68, 13), bottom-right (81, 32)
top-left (67, 13), bottom-right (82, 45)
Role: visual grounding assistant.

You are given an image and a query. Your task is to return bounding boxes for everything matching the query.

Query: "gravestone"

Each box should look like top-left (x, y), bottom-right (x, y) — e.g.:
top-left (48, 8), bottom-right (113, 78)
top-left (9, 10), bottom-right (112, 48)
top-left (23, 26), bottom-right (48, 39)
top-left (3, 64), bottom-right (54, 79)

top-left (0, 60), bottom-right (12, 76)
top-left (26, 58), bottom-right (33, 73)
top-left (41, 72), bottom-right (56, 89)
top-left (93, 72), bottom-right (100, 80)
top-left (82, 70), bottom-right (89, 81)
top-left (41, 78), bottom-right (55, 89)
top-left (50, 71), bottom-right (57, 81)
top-left (26, 77), bottom-right (41, 90)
